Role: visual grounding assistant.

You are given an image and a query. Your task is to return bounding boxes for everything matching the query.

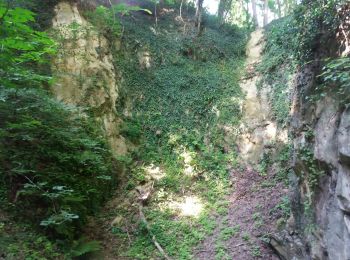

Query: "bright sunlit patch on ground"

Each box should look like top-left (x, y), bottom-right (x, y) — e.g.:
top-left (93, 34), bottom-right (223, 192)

top-left (212, 105), bottom-right (220, 118)
top-left (265, 121), bottom-right (277, 140)
top-left (180, 149), bottom-right (196, 177)
top-left (144, 164), bottom-right (166, 180)
top-left (157, 195), bottom-right (204, 218)
top-left (179, 196), bottom-right (203, 217)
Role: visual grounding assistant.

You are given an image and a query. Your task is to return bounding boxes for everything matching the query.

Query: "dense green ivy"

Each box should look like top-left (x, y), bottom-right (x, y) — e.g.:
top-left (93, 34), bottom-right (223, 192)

top-left (317, 56), bottom-right (350, 104)
top-left (108, 8), bottom-right (248, 258)
top-left (257, 16), bottom-right (297, 126)
top-left (258, 0), bottom-right (347, 125)
top-left (1, 88), bottom-right (116, 234)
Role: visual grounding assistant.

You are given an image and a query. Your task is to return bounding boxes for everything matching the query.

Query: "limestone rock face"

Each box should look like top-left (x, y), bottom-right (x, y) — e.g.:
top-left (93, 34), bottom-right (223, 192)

top-left (51, 1), bottom-right (127, 156)
top-left (237, 29), bottom-right (288, 166)
top-left (273, 66), bottom-right (350, 260)
top-left (268, 20), bottom-right (350, 256)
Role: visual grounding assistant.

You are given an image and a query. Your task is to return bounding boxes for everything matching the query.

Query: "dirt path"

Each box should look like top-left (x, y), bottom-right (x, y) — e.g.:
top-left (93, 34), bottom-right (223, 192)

top-left (194, 30), bottom-right (286, 260)
top-left (194, 169), bottom-right (284, 259)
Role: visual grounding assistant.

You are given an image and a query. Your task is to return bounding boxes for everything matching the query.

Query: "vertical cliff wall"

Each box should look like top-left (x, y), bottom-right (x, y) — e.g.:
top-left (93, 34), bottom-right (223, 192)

top-left (51, 1), bottom-right (127, 156)
top-left (286, 66), bottom-right (349, 260)
top-left (270, 7), bottom-right (350, 259)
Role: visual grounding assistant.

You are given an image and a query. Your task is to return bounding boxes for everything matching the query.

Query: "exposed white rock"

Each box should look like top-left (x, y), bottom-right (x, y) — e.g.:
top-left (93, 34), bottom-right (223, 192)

top-left (51, 1), bottom-right (127, 156)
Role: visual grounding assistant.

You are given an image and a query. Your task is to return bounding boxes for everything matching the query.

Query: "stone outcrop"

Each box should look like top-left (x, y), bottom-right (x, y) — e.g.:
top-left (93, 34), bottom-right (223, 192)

top-left (267, 4), bottom-right (350, 258)
top-left (51, 1), bottom-right (127, 156)
top-left (237, 29), bottom-right (288, 167)
top-left (271, 37), bottom-right (350, 260)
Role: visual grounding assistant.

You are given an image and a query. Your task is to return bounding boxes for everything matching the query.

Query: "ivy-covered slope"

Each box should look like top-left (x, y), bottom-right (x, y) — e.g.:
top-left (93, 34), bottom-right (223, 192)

top-left (85, 5), bottom-right (250, 259)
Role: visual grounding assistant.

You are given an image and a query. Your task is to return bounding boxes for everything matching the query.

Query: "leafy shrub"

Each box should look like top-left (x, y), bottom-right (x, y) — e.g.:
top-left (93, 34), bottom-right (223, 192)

top-left (120, 119), bottom-right (142, 143)
top-left (258, 0), bottom-right (347, 125)
top-left (0, 3), bottom-right (56, 88)
top-left (86, 4), bottom-right (151, 39)
top-left (317, 56), bottom-right (350, 104)
top-left (0, 4), bottom-right (117, 256)
top-left (0, 87), bottom-right (117, 238)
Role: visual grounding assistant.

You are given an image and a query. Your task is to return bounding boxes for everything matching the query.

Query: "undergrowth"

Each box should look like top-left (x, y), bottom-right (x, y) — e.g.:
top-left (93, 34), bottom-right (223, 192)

top-left (0, 2), bottom-right (118, 258)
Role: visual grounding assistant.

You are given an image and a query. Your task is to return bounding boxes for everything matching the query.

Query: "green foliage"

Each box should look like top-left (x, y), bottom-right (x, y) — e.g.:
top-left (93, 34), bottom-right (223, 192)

top-left (316, 57), bottom-right (350, 104)
top-left (0, 88), bottom-right (116, 239)
top-left (258, 150), bottom-right (272, 175)
top-left (252, 212), bottom-right (264, 228)
top-left (295, 146), bottom-right (323, 229)
top-left (242, 232), bottom-right (250, 241)
top-left (257, 16), bottom-right (296, 126)
top-left (298, 147), bottom-right (324, 191)
top-left (1, 227), bottom-right (62, 259)
top-left (270, 196), bottom-right (291, 220)
top-left (125, 209), bottom-right (217, 259)
top-left (120, 119), bottom-right (142, 143)
top-left (69, 238), bottom-right (101, 257)
top-left (8, 0), bottom-right (60, 30)
top-left (290, 0), bottom-right (342, 62)
top-left (0, 3), bottom-right (56, 88)
top-left (86, 4), bottom-right (151, 39)
top-left (215, 241), bottom-right (230, 260)
top-left (257, 1), bottom-right (346, 236)
top-left (219, 225), bottom-right (240, 241)
top-left (0, 4), bottom-right (118, 257)
top-left (275, 144), bottom-right (292, 184)
top-left (258, 0), bottom-right (347, 124)
top-left (251, 245), bottom-right (262, 257)
top-left (259, 0), bottom-right (343, 66)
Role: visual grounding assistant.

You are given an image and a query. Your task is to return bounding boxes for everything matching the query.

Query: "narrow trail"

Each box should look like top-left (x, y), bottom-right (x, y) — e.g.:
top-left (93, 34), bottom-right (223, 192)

top-left (194, 30), bottom-right (286, 260)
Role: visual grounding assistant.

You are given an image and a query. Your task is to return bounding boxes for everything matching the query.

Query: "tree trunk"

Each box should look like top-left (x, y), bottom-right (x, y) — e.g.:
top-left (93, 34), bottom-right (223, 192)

top-left (218, 0), bottom-right (233, 24)
top-left (195, 0), bottom-right (203, 19)
top-left (245, 0), bottom-right (249, 23)
top-left (251, 0), bottom-right (258, 26)
top-left (283, 0), bottom-right (297, 15)
top-left (276, 0), bottom-right (282, 18)
top-left (179, 0), bottom-right (184, 20)
top-left (263, 0), bottom-right (268, 26)
top-left (218, 0), bottom-right (225, 21)
top-left (195, 0), bottom-right (204, 30)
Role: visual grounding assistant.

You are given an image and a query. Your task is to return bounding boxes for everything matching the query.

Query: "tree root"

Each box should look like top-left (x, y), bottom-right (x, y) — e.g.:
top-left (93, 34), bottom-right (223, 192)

top-left (138, 203), bottom-right (172, 260)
